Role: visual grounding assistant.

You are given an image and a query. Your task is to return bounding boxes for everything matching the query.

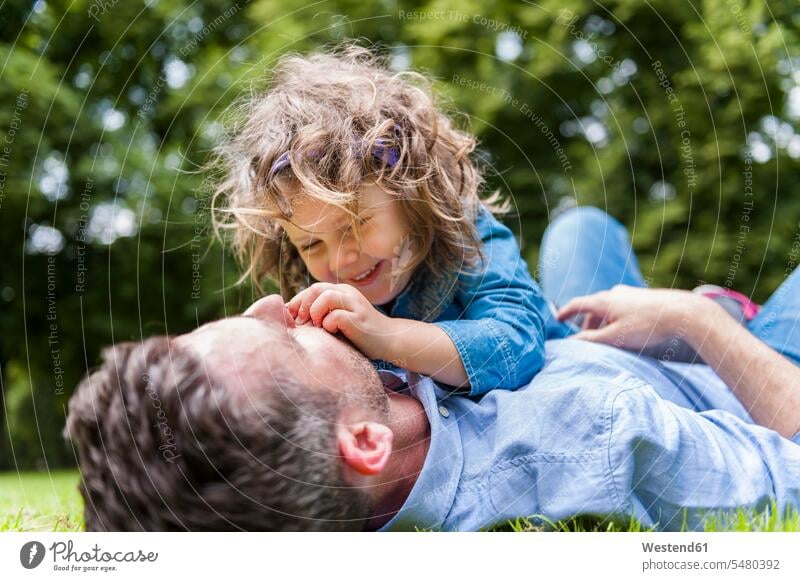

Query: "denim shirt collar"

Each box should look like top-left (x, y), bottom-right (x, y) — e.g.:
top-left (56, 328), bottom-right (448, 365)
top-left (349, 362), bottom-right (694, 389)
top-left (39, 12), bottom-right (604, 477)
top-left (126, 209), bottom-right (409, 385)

top-left (378, 374), bottom-right (463, 531)
top-left (390, 265), bottom-right (459, 322)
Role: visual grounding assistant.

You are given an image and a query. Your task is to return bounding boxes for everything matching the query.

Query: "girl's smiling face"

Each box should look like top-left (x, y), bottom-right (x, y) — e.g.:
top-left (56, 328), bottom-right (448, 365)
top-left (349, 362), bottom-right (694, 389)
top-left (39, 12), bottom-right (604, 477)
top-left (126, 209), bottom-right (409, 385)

top-left (280, 183), bottom-right (416, 306)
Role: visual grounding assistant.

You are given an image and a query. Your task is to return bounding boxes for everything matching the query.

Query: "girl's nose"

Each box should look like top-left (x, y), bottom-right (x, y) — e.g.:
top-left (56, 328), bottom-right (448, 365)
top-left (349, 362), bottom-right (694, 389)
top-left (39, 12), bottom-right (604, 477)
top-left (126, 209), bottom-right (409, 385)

top-left (330, 245), bottom-right (360, 275)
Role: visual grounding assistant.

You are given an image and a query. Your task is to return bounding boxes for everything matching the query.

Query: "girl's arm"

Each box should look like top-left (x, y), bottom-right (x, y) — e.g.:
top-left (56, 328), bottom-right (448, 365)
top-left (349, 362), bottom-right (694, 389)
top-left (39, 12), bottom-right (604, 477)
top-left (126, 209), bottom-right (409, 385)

top-left (557, 286), bottom-right (800, 439)
top-left (380, 318), bottom-right (469, 387)
top-left (428, 209), bottom-right (559, 395)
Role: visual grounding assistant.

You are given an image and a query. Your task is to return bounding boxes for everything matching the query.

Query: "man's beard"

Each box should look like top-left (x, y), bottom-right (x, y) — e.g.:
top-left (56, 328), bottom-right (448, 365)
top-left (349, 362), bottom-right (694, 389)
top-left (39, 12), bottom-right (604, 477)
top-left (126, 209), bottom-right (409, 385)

top-left (344, 344), bottom-right (390, 419)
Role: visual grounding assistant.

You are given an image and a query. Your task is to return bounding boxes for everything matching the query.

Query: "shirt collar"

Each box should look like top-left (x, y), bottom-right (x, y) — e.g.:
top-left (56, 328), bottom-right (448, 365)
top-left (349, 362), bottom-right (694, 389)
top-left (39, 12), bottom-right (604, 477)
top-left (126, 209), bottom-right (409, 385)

top-left (377, 368), bottom-right (407, 391)
top-left (389, 265), bottom-right (459, 322)
top-left (378, 373), bottom-right (463, 531)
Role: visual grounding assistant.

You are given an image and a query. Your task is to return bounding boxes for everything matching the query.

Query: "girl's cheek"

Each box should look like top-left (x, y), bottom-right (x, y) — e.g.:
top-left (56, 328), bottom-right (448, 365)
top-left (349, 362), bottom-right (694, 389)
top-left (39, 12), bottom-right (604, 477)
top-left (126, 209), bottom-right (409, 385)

top-left (307, 262), bottom-right (329, 281)
top-left (300, 254), bottom-right (325, 281)
top-left (363, 231), bottom-right (396, 258)
top-left (297, 253), bottom-right (312, 272)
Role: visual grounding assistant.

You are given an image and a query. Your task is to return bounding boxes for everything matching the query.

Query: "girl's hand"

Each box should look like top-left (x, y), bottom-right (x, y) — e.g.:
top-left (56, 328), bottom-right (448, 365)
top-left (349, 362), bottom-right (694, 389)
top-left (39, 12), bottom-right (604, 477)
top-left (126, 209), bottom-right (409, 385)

top-left (286, 282), bottom-right (395, 360)
top-left (556, 285), bottom-right (707, 351)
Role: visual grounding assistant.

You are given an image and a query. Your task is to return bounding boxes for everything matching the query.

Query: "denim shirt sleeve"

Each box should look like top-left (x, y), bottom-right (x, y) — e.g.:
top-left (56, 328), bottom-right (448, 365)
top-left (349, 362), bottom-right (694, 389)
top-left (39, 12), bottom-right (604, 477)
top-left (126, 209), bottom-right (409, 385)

top-left (434, 210), bottom-right (549, 396)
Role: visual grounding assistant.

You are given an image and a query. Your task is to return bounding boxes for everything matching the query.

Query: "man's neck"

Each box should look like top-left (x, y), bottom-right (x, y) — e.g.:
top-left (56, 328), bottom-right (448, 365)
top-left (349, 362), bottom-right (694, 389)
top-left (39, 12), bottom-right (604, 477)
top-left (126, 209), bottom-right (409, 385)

top-left (365, 391), bottom-right (430, 530)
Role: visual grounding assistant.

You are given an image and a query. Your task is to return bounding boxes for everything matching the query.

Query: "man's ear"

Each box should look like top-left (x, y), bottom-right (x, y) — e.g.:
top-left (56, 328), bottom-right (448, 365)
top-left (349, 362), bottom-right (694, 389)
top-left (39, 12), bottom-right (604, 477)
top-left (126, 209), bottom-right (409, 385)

top-left (337, 421), bottom-right (393, 476)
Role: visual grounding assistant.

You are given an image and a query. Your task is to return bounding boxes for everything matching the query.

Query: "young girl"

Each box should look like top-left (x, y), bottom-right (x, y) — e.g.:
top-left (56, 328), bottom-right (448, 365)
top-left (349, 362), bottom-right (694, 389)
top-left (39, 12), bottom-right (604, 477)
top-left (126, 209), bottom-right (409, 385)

top-left (212, 46), bottom-right (570, 395)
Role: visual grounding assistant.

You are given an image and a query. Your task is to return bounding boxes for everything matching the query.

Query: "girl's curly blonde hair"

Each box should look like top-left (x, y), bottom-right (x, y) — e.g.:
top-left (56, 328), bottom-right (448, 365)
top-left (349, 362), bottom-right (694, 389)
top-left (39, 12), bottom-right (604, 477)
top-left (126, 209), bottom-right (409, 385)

top-left (211, 44), bottom-right (505, 299)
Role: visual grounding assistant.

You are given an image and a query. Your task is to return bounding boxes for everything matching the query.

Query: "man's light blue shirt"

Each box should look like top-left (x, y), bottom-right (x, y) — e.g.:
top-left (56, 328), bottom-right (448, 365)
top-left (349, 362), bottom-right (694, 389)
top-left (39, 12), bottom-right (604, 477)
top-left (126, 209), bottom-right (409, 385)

top-left (379, 340), bottom-right (800, 531)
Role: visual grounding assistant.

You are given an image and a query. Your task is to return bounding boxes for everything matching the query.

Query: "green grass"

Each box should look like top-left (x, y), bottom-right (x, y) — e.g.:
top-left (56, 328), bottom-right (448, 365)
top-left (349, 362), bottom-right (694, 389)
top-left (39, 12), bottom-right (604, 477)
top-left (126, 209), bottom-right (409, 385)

top-left (2, 470), bottom-right (798, 532)
top-left (490, 505), bottom-right (800, 532)
top-left (0, 470), bottom-right (83, 531)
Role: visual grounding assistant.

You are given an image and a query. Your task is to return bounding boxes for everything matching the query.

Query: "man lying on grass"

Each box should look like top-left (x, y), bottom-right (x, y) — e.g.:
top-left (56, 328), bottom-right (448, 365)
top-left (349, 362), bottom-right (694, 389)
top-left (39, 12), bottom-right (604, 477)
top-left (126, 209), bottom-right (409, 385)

top-left (64, 293), bottom-right (800, 531)
top-left (65, 208), bottom-right (800, 531)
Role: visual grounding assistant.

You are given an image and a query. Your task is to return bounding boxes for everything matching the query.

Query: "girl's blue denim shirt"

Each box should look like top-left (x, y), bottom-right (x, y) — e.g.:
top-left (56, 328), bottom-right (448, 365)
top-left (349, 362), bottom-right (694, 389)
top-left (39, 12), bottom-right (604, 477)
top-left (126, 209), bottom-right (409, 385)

top-left (379, 207), bottom-right (571, 396)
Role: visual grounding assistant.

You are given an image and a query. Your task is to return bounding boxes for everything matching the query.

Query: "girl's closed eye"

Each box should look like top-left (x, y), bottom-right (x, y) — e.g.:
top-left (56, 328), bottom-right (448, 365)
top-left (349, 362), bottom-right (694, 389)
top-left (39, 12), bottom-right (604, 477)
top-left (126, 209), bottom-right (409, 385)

top-left (342, 214), bottom-right (372, 237)
top-left (297, 215), bottom-right (371, 253)
top-left (301, 239), bottom-right (322, 252)
top-left (356, 214), bottom-right (372, 229)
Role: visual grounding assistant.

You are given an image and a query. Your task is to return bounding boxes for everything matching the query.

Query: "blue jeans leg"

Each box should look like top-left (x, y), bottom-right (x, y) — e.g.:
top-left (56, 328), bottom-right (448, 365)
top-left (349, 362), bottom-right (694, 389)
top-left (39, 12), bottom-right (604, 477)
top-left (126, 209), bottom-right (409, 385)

top-left (747, 267), bottom-right (800, 366)
top-left (540, 207), bottom-right (647, 306)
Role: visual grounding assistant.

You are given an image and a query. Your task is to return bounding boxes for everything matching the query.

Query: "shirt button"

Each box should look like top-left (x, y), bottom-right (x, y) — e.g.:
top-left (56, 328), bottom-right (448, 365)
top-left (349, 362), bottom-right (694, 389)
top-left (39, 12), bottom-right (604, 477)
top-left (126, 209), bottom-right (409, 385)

top-left (438, 406), bottom-right (450, 418)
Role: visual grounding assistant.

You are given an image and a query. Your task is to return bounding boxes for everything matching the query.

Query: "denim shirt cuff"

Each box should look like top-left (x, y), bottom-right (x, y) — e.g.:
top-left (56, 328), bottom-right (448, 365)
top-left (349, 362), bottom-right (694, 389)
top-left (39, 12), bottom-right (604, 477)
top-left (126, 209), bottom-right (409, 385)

top-left (792, 430), bottom-right (800, 447)
top-left (434, 319), bottom-right (515, 396)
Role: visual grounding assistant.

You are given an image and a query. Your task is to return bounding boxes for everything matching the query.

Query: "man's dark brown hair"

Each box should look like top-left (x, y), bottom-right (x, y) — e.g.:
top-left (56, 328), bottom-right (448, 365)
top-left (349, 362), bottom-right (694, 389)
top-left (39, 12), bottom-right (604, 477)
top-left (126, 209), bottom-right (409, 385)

top-left (64, 336), bottom-right (369, 531)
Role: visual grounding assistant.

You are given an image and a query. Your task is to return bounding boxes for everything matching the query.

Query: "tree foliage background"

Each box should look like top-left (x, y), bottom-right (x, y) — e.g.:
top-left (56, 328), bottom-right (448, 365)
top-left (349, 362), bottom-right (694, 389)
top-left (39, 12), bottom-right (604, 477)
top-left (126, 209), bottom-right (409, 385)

top-left (1, 0), bottom-right (799, 469)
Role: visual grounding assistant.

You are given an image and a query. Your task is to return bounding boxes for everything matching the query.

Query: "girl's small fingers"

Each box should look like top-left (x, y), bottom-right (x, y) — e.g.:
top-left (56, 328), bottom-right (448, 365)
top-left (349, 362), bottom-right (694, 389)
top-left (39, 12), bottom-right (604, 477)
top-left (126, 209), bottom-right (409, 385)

top-left (293, 283), bottom-right (337, 323)
top-left (286, 295), bottom-right (303, 318)
top-left (321, 309), bottom-right (352, 335)
top-left (287, 290), bottom-right (314, 321)
top-left (297, 298), bottom-right (315, 324)
top-left (309, 290), bottom-right (354, 326)
top-left (321, 310), bottom-right (339, 334)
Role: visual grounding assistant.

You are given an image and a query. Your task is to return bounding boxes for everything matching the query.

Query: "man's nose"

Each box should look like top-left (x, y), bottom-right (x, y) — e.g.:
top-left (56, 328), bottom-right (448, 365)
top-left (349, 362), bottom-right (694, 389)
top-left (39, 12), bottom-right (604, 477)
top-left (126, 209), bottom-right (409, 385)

top-left (243, 295), bottom-right (295, 328)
